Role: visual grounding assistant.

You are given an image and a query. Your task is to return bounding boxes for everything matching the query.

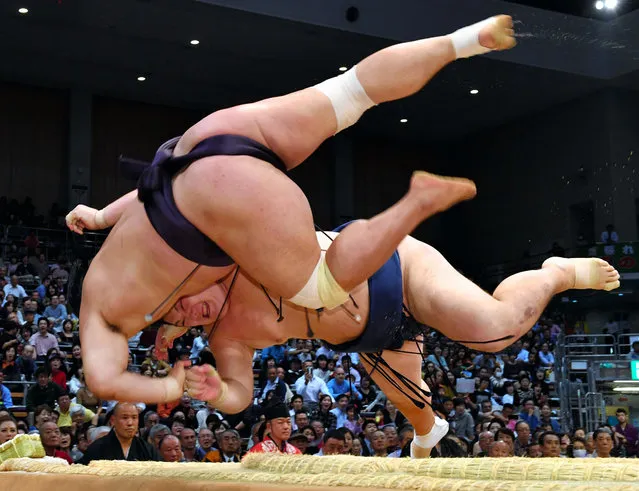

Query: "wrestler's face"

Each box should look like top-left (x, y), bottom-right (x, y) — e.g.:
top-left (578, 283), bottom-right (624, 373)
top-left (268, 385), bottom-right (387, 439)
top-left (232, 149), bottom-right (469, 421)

top-left (163, 284), bottom-right (229, 327)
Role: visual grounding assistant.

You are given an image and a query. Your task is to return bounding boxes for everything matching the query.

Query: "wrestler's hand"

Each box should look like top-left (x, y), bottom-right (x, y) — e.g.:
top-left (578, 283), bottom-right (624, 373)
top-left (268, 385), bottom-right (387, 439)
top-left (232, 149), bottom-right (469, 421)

top-left (155, 323), bottom-right (187, 361)
top-left (185, 364), bottom-right (225, 404)
top-left (65, 204), bottom-right (101, 234)
top-left (164, 360), bottom-right (189, 401)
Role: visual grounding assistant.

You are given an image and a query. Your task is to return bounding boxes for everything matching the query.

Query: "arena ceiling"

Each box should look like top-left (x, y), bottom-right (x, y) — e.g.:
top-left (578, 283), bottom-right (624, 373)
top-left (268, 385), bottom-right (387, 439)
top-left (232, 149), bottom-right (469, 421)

top-left (1, 0), bottom-right (638, 144)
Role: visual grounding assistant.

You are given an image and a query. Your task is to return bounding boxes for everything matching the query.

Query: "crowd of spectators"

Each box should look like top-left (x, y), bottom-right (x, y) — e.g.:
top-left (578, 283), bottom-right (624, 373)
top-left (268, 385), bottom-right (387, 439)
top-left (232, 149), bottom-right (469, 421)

top-left (0, 223), bottom-right (636, 464)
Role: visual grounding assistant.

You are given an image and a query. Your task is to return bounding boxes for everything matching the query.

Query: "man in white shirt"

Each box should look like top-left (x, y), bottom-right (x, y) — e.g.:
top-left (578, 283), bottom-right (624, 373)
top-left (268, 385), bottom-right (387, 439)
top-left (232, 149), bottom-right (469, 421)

top-left (190, 330), bottom-right (209, 361)
top-left (294, 362), bottom-right (333, 412)
top-left (516, 341), bottom-right (530, 363)
top-left (3, 276), bottom-right (27, 306)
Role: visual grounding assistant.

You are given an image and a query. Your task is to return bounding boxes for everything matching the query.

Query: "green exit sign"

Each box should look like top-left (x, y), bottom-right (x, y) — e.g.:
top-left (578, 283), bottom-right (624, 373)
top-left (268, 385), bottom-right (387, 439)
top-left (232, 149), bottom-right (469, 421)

top-left (632, 361), bottom-right (639, 380)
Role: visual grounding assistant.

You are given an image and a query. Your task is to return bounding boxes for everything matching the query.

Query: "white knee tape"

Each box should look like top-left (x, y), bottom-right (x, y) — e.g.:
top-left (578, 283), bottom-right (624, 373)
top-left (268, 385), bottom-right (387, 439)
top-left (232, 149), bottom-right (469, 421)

top-left (448, 17), bottom-right (497, 59)
top-left (313, 66), bottom-right (376, 134)
top-left (288, 251), bottom-right (350, 310)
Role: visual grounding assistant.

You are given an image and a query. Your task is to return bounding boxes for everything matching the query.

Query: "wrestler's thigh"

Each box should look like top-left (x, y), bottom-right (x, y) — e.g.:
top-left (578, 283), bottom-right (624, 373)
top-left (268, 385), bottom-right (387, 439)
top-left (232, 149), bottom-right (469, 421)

top-left (403, 237), bottom-right (503, 341)
top-left (361, 342), bottom-right (432, 434)
top-left (173, 154), bottom-right (320, 298)
top-left (174, 88), bottom-right (337, 169)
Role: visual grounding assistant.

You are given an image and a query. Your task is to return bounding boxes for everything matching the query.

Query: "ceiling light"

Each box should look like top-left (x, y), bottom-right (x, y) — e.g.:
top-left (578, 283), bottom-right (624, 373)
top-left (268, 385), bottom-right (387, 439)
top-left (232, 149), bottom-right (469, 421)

top-left (470, 89), bottom-right (479, 95)
top-left (614, 387), bottom-right (639, 392)
top-left (190, 39), bottom-right (200, 45)
top-left (338, 66), bottom-right (348, 72)
top-left (400, 118), bottom-right (408, 123)
top-left (572, 300), bottom-right (578, 303)
top-left (613, 380), bottom-right (639, 384)
top-left (595, 0), bottom-right (604, 9)
top-left (604, 0), bottom-right (618, 9)
top-left (619, 293), bottom-right (624, 296)
top-left (18, 7), bottom-right (29, 14)
top-left (137, 76), bottom-right (146, 82)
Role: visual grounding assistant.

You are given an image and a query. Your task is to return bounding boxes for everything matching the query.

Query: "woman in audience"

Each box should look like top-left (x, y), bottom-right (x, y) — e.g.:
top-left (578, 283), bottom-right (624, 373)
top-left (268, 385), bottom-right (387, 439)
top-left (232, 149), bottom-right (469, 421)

top-left (140, 346), bottom-right (171, 377)
top-left (48, 353), bottom-right (67, 390)
top-left (310, 394), bottom-right (337, 431)
top-left (0, 414), bottom-right (18, 444)
top-left (344, 404), bottom-right (362, 435)
top-left (75, 369), bottom-right (101, 412)
top-left (381, 398), bottom-right (406, 428)
top-left (358, 377), bottom-right (378, 408)
top-left (57, 320), bottom-right (77, 345)
top-left (1, 345), bottom-right (22, 384)
top-left (68, 343), bottom-right (82, 379)
top-left (312, 355), bottom-right (331, 383)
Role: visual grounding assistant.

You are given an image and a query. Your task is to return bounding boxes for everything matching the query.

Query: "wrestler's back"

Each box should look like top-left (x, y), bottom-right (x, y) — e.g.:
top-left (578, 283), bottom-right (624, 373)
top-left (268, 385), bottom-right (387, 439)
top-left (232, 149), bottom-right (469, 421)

top-left (81, 199), bottom-right (235, 337)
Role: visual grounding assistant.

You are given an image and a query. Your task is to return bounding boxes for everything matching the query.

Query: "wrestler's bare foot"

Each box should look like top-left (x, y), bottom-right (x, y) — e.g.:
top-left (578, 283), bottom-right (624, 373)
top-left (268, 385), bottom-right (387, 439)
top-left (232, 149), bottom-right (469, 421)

top-left (543, 257), bottom-right (621, 291)
top-left (409, 171), bottom-right (477, 214)
top-left (479, 15), bottom-right (517, 51)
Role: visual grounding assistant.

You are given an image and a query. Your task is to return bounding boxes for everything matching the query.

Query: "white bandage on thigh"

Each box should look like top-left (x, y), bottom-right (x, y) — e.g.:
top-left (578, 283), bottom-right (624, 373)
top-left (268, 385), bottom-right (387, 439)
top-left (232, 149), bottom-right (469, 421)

top-left (288, 251), bottom-right (350, 310)
top-left (448, 17), bottom-right (497, 59)
top-left (313, 66), bottom-right (376, 134)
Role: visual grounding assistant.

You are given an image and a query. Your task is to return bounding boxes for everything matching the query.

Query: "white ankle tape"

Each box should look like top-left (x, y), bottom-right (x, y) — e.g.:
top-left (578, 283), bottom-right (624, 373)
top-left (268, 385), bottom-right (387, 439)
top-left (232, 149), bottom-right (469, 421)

top-left (448, 17), bottom-right (497, 59)
top-left (413, 417), bottom-right (450, 449)
top-left (313, 66), bottom-right (376, 134)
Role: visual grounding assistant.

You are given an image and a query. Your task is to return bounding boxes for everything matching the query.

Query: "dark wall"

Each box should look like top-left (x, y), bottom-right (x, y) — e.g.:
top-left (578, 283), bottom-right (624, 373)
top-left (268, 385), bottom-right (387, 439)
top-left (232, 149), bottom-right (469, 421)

top-left (0, 82), bottom-right (68, 215)
top-left (91, 97), bottom-right (205, 208)
top-left (438, 90), bottom-right (631, 270)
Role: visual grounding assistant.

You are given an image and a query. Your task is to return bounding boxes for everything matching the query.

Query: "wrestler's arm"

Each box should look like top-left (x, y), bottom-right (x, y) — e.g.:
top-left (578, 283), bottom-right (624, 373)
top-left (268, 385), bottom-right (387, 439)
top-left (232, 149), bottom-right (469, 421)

top-left (66, 190), bottom-right (138, 234)
top-left (80, 308), bottom-right (185, 403)
top-left (187, 331), bottom-right (255, 415)
top-left (209, 336), bottom-right (255, 414)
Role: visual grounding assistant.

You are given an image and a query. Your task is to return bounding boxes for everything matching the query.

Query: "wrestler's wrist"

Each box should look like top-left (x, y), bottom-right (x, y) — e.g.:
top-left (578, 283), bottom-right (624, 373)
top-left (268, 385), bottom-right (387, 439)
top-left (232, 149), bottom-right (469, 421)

top-left (208, 378), bottom-right (229, 408)
top-left (163, 376), bottom-right (182, 402)
top-left (94, 209), bottom-right (108, 229)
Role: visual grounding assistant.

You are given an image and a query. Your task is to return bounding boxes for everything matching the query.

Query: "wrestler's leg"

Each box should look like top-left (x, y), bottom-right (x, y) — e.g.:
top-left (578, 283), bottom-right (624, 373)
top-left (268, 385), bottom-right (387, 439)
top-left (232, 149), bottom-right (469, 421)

top-left (176, 16), bottom-right (515, 168)
top-left (173, 17), bottom-right (514, 299)
top-left (361, 341), bottom-right (444, 458)
top-left (402, 237), bottom-right (620, 352)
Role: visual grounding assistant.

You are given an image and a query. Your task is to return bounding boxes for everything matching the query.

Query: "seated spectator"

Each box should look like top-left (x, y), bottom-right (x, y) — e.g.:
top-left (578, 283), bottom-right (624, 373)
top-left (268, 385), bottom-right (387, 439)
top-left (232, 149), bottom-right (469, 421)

top-left (538, 343), bottom-right (555, 369)
top-left (57, 320), bottom-right (77, 345)
top-left (351, 437), bottom-right (363, 456)
top-left (344, 404), bottom-right (362, 435)
top-left (538, 404), bottom-right (559, 432)
top-left (451, 398), bottom-right (474, 441)
top-left (327, 367), bottom-right (362, 401)
top-left (259, 366), bottom-right (287, 404)
top-left (426, 346), bottom-right (449, 371)
top-left (3, 276), bottom-right (27, 305)
top-left (74, 370), bottom-right (101, 412)
top-left (614, 408), bottom-right (638, 457)
top-left (383, 425), bottom-right (400, 454)
top-left (340, 355), bottom-right (361, 386)
top-left (569, 437), bottom-right (588, 458)
top-left (288, 432), bottom-right (310, 454)
top-left (330, 394), bottom-right (349, 429)
top-left (370, 430), bottom-right (388, 457)
top-left (58, 426), bottom-right (74, 458)
top-left (86, 425), bottom-right (111, 445)
top-left (488, 440), bottom-right (510, 457)
top-left (42, 295), bottom-right (67, 332)
top-left (591, 428), bottom-right (614, 458)
top-left (39, 421), bottom-right (73, 464)
top-left (30, 319), bottom-right (59, 359)
top-left (249, 402), bottom-right (301, 455)
top-left (318, 429), bottom-right (346, 456)
top-left (140, 348), bottom-right (171, 377)
top-left (0, 322), bottom-right (19, 353)
top-left (203, 429), bottom-right (243, 462)
top-left (627, 341), bottom-right (639, 361)
top-left (0, 414), bottom-right (17, 444)
top-left (294, 365), bottom-right (333, 412)
top-left (148, 424), bottom-right (171, 448)
top-left (26, 368), bottom-right (62, 411)
top-left (56, 392), bottom-right (95, 427)
top-left (473, 431), bottom-right (494, 457)
top-left (312, 355), bottom-right (332, 383)
top-left (539, 431), bottom-right (561, 458)
top-left (514, 421), bottom-right (531, 456)
top-left (519, 399), bottom-right (540, 432)
top-left (381, 398), bottom-right (406, 428)
top-left (179, 427), bottom-right (205, 462)
top-left (1, 346), bottom-right (22, 388)
top-left (261, 344), bottom-right (286, 366)
top-left (359, 420), bottom-right (379, 456)
top-left (309, 394), bottom-right (336, 431)
top-left (358, 377), bottom-right (379, 408)
top-left (196, 401), bottom-right (223, 430)
top-left (198, 428), bottom-right (215, 454)
top-left (285, 358), bottom-right (304, 386)
top-left (159, 434), bottom-right (183, 462)
top-left (169, 394), bottom-right (198, 429)
top-left (79, 402), bottom-right (162, 464)
top-left (190, 329), bottom-right (209, 361)
top-left (15, 255), bottom-right (36, 277)
top-left (495, 427), bottom-right (515, 456)
top-left (48, 353), bottom-right (67, 390)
